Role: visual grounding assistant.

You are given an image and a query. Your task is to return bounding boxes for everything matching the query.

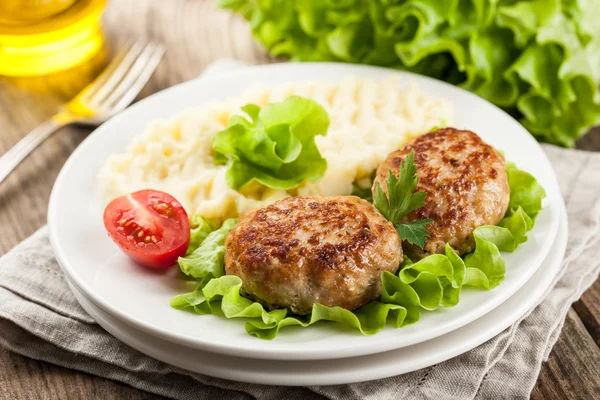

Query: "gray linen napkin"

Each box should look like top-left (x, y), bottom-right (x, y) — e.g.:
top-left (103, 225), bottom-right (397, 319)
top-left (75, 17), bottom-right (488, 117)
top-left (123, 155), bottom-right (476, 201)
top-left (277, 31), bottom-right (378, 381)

top-left (1, 65), bottom-right (600, 400)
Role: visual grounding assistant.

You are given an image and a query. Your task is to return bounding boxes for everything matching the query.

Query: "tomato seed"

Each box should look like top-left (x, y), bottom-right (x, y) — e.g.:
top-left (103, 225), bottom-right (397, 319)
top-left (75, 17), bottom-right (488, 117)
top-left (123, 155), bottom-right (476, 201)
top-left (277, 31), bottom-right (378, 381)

top-left (152, 201), bottom-right (174, 218)
top-left (117, 216), bottom-right (162, 244)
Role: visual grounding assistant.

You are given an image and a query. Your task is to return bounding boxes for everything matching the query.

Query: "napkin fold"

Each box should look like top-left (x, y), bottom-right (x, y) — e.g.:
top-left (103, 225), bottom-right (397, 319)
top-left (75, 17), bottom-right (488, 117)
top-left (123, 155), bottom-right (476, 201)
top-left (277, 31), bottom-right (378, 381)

top-left (1, 60), bottom-right (600, 400)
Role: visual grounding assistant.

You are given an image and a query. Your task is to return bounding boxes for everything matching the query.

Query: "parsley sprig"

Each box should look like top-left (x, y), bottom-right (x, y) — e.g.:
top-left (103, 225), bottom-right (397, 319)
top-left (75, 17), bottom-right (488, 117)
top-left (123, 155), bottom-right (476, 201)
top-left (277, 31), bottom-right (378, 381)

top-left (373, 151), bottom-right (432, 249)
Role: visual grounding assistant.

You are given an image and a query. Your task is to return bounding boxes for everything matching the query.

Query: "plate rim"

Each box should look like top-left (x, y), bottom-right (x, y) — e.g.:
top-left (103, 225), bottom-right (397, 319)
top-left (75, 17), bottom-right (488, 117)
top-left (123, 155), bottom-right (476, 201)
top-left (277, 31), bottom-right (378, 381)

top-left (65, 201), bottom-right (568, 386)
top-left (48, 61), bottom-right (563, 361)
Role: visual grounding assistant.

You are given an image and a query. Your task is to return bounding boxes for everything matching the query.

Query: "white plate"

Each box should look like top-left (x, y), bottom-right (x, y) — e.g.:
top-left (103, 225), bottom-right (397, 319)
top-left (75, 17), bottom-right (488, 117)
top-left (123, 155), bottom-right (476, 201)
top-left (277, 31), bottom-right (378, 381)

top-left (66, 203), bottom-right (567, 386)
top-left (49, 63), bottom-right (562, 361)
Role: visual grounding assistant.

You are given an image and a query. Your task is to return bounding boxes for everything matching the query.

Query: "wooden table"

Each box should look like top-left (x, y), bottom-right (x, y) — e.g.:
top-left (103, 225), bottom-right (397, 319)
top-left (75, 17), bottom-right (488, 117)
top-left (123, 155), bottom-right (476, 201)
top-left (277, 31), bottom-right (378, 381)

top-left (1, 1), bottom-right (599, 399)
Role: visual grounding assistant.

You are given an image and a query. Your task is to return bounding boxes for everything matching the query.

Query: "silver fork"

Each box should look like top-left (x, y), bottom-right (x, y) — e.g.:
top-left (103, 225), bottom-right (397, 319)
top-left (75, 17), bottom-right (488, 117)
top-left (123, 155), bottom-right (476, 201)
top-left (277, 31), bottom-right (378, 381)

top-left (0, 40), bottom-right (165, 185)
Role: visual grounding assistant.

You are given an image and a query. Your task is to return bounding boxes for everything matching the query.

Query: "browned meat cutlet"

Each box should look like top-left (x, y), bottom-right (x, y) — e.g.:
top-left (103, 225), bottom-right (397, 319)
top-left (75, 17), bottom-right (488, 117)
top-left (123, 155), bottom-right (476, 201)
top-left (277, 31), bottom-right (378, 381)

top-left (373, 128), bottom-right (510, 260)
top-left (224, 195), bottom-right (402, 315)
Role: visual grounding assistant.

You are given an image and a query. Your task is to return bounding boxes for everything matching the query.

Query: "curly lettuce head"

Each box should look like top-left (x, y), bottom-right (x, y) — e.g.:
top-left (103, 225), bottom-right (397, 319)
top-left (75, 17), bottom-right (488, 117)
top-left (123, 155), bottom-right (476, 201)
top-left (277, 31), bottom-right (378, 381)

top-left (221, 0), bottom-right (600, 147)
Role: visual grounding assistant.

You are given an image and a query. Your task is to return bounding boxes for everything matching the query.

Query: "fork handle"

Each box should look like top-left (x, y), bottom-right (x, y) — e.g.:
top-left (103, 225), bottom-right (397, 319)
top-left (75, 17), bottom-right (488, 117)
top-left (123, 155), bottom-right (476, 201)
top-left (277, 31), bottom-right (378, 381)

top-left (0, 119), bottom-right (64, 185)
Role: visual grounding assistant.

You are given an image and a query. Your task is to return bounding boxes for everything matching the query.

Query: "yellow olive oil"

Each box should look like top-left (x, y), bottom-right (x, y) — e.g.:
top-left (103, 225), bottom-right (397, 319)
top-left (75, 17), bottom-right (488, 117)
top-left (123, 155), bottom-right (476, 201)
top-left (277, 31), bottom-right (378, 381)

top-left (0, 0), bottom-right (106, 76)
top-left (0, 0), bottom-right (78, 24)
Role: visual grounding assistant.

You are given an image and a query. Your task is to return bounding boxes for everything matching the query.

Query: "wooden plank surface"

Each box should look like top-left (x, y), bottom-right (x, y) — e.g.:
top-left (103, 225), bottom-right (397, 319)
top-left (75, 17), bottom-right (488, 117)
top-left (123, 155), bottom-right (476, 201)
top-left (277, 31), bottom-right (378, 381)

top-left (0, 348), bottom-right (163, 400)
top-left (531, 309), bottom-right (600, 400)
top-left (0, 1), bottom-right (599, 399)
top-left (573, 278), bottom-right (600, 348)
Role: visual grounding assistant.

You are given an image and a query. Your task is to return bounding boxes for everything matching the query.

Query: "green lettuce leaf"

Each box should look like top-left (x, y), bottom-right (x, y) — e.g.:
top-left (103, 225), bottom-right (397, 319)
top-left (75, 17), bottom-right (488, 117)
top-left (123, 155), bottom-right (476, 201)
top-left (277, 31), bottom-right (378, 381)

top-left (351, 181), bottom-right (373, 202)
top-left (506, 161), bottom-right (546, 219)
top-left (186, 215), bottom-right (216, 256)
top-left (212, 96), bottom-right (329, 190)
top-left (178, 219), bottom-right (238, 280)
top-left (171, 162), bottom-right (545, 339)
top-left (221, 0), bottom-right (600, 147)
top-left (350, 170), bottom-right (377, 202)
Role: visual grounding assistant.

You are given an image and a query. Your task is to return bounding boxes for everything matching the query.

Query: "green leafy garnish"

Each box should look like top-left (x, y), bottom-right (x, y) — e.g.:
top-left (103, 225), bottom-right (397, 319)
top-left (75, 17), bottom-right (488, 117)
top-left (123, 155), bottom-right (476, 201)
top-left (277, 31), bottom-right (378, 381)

top-left (186, 215), bottom-right (216, 256)
top-left (373, 151), bottom-right (432, 249)
top-left (212, 96), bottom-right (329, 191)
top-left (396, 220), bottom-right (433, 249)
top-left (171, 162), bottom-right (546, 340)
top-left (505, 162), bottom-right (546, 219)
top-left (178, 219), bottom-right (238, 280)
top-left (351, 171), bottom-right (376, 202)
top-left (351, 182), bottom-right (373, 202)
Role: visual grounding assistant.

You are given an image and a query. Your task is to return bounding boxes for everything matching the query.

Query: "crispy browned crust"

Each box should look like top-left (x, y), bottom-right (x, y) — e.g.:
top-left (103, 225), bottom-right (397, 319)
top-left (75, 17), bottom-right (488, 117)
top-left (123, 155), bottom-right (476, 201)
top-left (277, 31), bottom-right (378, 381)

top-left (373, 128), bottom-right (510, 260)
top-left (224, 196), bottom-right (402, 315)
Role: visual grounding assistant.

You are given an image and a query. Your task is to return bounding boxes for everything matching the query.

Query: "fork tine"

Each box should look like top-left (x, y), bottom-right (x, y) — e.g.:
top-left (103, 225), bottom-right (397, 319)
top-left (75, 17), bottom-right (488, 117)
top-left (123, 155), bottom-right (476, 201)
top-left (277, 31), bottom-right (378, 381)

top-left (84, 40), bottom-right (147, 107)
top-left (108, 44), bottom-right (166, 112)
top-left (77, 39), bottom-right (140, 103)
top-left (100, 42), bottom-right (165, 112)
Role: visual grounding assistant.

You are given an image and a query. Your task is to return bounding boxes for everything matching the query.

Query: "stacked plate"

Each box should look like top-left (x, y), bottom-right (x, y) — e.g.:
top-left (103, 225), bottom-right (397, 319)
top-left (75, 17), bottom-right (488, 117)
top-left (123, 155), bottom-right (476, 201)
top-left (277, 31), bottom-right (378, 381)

top-left (48, 64), bottom-right (568, 386)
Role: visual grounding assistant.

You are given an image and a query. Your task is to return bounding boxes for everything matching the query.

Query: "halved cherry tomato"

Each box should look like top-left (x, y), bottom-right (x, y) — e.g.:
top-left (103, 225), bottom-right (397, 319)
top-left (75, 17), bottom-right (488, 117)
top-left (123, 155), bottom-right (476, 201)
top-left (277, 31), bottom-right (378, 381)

top-left (103, 190), bottom-right (190, 269)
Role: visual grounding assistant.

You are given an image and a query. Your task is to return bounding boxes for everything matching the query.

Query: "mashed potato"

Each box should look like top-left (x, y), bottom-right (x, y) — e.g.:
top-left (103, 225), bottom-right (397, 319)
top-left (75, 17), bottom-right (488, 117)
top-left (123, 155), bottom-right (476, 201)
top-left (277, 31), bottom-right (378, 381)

top-left (98, 77), bottom-right (453, 221)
